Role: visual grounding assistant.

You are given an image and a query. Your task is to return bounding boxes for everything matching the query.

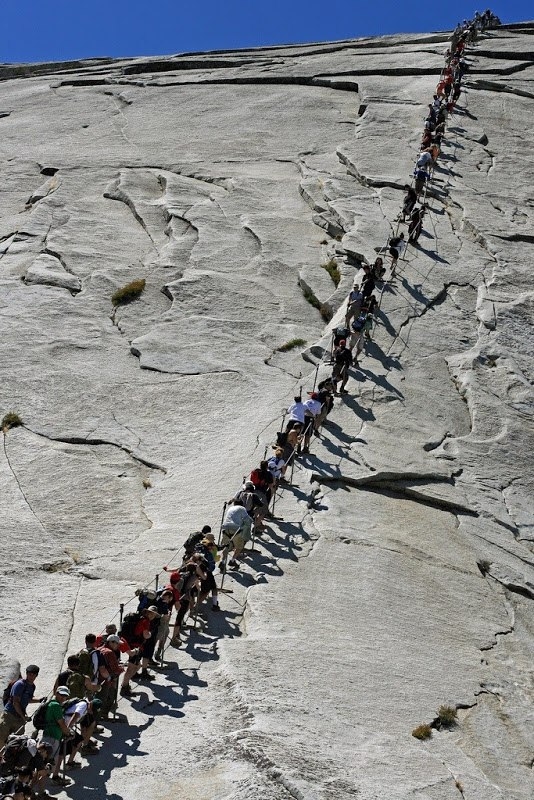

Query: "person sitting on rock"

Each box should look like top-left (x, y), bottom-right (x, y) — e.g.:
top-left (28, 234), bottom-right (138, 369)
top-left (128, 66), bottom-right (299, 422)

top-left (332, 340), bottom-right (352, 394)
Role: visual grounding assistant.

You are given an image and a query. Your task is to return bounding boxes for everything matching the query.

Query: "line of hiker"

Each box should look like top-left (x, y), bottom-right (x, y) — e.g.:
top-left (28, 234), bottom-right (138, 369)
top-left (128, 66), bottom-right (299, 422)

top-left (0, 12), bottom-right (499, 800)
top-left (335, 10), bottom-right (494, 376)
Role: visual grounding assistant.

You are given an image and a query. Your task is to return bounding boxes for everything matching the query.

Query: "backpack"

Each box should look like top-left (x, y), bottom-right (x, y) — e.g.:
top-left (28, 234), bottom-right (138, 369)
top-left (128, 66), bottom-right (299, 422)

top-left (119, 611), bottom-right (143, 644)
top-left (1, 735), bottom-right (31, 775)
top-left (32, 699), bottom-right (52, 731)
top-left (351, 315), bottom-right (366, 332)
top-left (183, 531), bottom-right (203, 555)
top-left (135, 588), bottom-right (156, 612)
top-left (66, 671), bottom-right (88, 699)
top-left (2, 676), bottom-right (20, 708)
top-left (77, 648), bottom-right (103, 679)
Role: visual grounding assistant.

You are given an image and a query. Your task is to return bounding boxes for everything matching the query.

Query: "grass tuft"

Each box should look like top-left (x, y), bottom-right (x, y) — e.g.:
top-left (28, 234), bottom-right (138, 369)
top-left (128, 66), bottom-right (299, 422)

top-left (321, 258), bottom-right (341, 287)
top-left (143, 478), bottom-right (152, 489)
top-left (301, 284), bottom-right (321, 310)
top-left (112, 279), bottom-right (146, 307)
top-left (276, 338), bottom-right (307, 353)
top-left (412, 724), bottom-right (432, 740)
top-left (2, 412), bottom-right (22, 432)
top-left (438, 705), bottom-right (458, 727)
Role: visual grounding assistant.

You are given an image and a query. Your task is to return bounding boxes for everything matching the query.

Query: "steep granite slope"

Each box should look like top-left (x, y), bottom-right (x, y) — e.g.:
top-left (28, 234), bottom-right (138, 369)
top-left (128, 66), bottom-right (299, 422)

top-left (0, 23), bottom-right (533, 800)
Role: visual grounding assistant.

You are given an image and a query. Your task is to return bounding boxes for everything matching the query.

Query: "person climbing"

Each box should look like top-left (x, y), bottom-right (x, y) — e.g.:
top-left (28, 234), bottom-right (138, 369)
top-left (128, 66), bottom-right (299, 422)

top-left (345, 282), bottom-right (363, 327)
top-left (286, 396), bottom-right (305, 432)
top-left (332, 340), bottom-right (353, 394)
top-left (0, 667), bottom-right (42, 748)
top-left (413, 168), bottom-right (430, 196)
top-left (301, 392), bottom-right (322, 453)
top-left (408, 205), bottom-right (427, 244)
top-left (371, 257), bottom-right (385, 281)
top-left (388, 232), bottom-right (405, 276)
top-left (401, 186), bottom-right (417, 221)
top-left (219, 500), bottom-right (253, 571)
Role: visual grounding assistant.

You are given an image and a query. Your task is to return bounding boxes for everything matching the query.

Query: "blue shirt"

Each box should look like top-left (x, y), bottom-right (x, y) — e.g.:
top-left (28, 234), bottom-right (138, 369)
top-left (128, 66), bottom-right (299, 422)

top-left (4, 678), bottom-right (35, 714)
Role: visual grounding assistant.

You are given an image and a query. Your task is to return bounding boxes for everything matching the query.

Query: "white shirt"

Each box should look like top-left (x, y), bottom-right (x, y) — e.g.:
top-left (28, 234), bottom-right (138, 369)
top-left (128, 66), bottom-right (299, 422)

top-left (267, 456), bottom-right (285, 479)
top-left (64, 700), bottom-right (89, 724)
top-left (304, 398), bottom-right (322, 417)
top-left (288, 401), bottom-right (305, 423)
top-left (223, 505), bottom-right (251, 528)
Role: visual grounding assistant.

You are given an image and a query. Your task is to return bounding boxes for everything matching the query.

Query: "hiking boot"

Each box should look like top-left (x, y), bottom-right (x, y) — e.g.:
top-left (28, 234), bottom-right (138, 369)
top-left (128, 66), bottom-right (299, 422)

top-left (81, 743), bottom-right (99, 754)
top-left (154, 649), bottom-right (163, 661)
top-left (211, 603), bottom-right (220, 612)
top-left (65, 761), bottom-right (82, 770)
top-left (229, 559), bottom-right (239, 570)
top-left (169, 636), bottom-right (182, 648)
top-left (95, 725), bottom-right (104, 733)
top-left (120, 685), bottom-right (137, 697)
top-left (51, 776), bottom-right (71, 786)
top-left (139, 669), bottom-right (154, 681)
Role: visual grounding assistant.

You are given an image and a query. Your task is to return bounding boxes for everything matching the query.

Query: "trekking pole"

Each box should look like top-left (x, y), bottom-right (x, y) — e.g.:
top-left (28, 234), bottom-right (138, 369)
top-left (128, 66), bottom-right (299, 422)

top-left (279, 408), bottom-right (287, 433)
top-left (155, 573), bottom-right (159, 592)
top-left (217, 502), bottom-right (227, 548)
top-left (119, 603), bottom-right (124, 627)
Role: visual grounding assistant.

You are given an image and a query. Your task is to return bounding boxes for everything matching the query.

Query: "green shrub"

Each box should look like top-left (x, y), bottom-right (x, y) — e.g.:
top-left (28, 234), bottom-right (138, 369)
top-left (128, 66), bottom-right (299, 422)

top-left (412, 724), bottom-right (432, 740)
top-left (320, 303), bottom-right (333, 322)
top-left (301, 284), bottom-right (321, 310)
top-left (2, 412), bottom-right (22, 432)
top-left (112, 279), bottom-right (146, 307)
top-left (321, 258), bottom-right (341, 287)
top-left (276, 338), bottom-right (307, 353)
top-left (438, 705), bottom-right (457, 727)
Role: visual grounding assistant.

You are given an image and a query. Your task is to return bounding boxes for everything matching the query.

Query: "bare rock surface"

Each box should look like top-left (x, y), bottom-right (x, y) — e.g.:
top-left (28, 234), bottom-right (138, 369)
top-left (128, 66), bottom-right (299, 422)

top-left (1, 22), bottom-right (534, 800)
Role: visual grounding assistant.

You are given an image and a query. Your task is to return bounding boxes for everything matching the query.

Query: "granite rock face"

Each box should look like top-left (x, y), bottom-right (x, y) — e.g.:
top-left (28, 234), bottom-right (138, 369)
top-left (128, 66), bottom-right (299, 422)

top-left (1, 23), bottom-right (534, 800)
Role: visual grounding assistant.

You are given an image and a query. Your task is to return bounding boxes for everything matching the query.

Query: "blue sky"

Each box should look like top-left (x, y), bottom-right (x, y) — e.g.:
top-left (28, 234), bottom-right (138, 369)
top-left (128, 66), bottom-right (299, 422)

top-left (1, 1), bottom-right (531, 63)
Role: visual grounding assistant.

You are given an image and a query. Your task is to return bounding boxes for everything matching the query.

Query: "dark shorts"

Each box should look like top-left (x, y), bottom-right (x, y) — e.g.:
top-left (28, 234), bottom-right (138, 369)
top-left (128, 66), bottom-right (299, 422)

top-left (200, 572), bottom-right (217, 593)
top-left (389, 247), bottom-right (399, 259)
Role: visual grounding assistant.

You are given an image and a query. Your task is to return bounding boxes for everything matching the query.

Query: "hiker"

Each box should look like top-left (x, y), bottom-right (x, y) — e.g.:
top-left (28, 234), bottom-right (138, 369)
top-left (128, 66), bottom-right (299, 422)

top-left (77, 634), bottom-right (105, 690)
top-left (267, 446), bottom-right (285, 491)
top-left (120, 608), bottom-right (162, 689)
top-left (0, 667), bottom-right (42, 748)
top-left (408, 206), bottom-right (427, 244)
top-left (401, 186), bottom-right (417, 221)
top-left (183, 525), bottom-right (212, 558)
top-left (194, 537), bottom-right (220, 612)
top-left (371, 257), bottom-right (385, 281)
top-left (153, 588), bottom-right (176, 659)
top-left (57, 697), bottom-right (103, 772)
top-left (219, 500), bottom-right (253, 570)
top-left (249, 460), bottom-right (275, 508)
top-left (169, 562), bottom-right (207, 647)
top-left (332, 340), bottom-right (352, 394)
top-left (38, 686), bottom-right (74, 786)
top-left (53, 656), bottom-right (90, 700)
top-left (345, 283), bottom-right (363, 327)
top-left (388, 232), bottom-right (405, 275)
top-left (350, 314), bottom-right (367, 361)
top-left (361, 271), bottom-right (375, 300)
top-left (331, 325), bottom-right (351, 360)
top-left (281, 423), bottom-right (302, 472)
top-left (96, 635), bottom-right (124, 715)
top-left (231, 480), bottom-right (265, 528)
top-left (301, 392), bottom-right (322, 453)
top-left (286, 396), bottom-right (306, 432)
top-left (416, 149), bottom-right (433, 171)
top-left (1, 738), bottom-right (53, 800)
top-left (413, 168), bottom-right (430, 196)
